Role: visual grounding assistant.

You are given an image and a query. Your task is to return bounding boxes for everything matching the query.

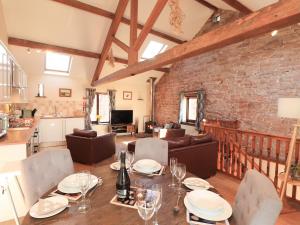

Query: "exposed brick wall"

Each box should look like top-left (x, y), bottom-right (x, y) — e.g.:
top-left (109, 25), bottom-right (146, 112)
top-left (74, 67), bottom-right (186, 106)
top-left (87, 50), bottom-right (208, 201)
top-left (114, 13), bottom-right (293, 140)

top-left (155, 22), bottom-right (300, 137)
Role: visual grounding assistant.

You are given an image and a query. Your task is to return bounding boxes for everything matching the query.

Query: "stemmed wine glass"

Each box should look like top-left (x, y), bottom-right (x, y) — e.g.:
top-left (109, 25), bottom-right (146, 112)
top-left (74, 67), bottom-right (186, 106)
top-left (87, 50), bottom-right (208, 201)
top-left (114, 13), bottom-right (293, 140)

top-left (126, 151), bottom-right (135, 173)
top-left (151, 184), bottom-right (162, 225)
top-left (76, 170), bottom-right (91, 213)
top-left (137, 188), bottom-right (156, 225)
top-left (175, 163), bottom-right (186, 194)
top-left (168, 157), bottom-right (177, 188)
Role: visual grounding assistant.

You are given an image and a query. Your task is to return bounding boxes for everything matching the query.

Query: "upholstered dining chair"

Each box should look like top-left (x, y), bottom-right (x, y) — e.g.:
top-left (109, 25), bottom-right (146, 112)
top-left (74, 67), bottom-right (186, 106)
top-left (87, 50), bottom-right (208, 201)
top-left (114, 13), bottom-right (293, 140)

top-left (17, 149), bottom-right (74, 209)
top-left (230, 169), bottom-right (282, 225)
top-left (135, 138), bottom-right (168, 165)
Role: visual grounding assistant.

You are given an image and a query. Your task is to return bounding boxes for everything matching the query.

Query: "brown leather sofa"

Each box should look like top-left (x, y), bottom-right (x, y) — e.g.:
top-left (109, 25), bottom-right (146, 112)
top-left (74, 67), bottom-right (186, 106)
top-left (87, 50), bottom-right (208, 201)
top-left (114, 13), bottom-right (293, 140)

top-left (66, 129), bottom-right (116, 165)
top-left (128, 134), bottom-right (218, 179)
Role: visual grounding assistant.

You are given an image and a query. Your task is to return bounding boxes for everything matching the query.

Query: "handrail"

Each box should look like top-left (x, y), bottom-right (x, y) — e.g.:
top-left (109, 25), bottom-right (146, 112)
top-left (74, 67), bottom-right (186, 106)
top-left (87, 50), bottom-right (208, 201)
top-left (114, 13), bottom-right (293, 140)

top-left (204, 124), bottom-right (300, 201)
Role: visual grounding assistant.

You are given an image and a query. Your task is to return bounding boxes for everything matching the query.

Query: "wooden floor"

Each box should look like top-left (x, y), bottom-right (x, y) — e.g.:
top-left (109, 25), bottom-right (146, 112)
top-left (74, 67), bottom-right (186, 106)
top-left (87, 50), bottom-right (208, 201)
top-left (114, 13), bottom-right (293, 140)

top-left (1, 135), bottom-right (300, 225)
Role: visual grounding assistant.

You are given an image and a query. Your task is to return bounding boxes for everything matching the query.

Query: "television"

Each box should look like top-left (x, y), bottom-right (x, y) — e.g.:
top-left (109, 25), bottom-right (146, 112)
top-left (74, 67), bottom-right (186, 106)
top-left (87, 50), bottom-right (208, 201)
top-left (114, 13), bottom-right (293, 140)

top-left (111, 110), bottom-right (133, 125)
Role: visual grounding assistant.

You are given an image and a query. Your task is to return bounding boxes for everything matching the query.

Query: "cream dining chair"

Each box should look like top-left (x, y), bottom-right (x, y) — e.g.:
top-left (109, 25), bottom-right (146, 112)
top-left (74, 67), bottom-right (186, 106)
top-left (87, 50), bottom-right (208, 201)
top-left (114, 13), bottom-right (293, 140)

top-left (17, 149), bottom-right (74, 209)
top-left (229, 169), bottom-right (282, 225)
top-left (135, 138), bottom-right (168, 165)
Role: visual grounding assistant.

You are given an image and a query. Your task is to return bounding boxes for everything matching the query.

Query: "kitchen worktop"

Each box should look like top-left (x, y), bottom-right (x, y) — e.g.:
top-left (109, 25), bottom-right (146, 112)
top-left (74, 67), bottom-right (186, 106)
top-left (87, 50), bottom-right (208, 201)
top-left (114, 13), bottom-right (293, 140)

top-left (40, 115), bottom-right (85, 119)
top-left (0, 117), bottom-right (40, 146)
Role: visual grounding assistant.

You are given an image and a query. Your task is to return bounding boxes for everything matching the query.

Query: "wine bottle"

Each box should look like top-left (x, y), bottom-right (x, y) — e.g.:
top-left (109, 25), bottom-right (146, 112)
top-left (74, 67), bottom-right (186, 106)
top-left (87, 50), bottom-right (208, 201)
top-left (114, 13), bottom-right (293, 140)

top-left (116, 151), bottom-right (130, 200)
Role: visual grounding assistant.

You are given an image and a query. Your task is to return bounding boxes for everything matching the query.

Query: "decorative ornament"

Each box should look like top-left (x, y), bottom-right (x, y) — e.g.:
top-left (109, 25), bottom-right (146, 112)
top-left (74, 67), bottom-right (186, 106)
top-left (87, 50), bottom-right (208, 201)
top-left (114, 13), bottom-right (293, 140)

top-left (168, 0), bottom-right (185, 35)
top-left (107, 48), bottom-right (115, 67)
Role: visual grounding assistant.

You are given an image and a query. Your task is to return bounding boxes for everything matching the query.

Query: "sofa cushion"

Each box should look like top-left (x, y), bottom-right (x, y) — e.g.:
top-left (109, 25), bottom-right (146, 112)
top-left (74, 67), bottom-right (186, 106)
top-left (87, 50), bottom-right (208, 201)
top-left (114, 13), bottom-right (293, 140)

top-left (190, 134), bottom-right (212, 145)
top-left (73, 128), bottom-right (97, 138)
top-left (167, 135), bottom-right (191, 149)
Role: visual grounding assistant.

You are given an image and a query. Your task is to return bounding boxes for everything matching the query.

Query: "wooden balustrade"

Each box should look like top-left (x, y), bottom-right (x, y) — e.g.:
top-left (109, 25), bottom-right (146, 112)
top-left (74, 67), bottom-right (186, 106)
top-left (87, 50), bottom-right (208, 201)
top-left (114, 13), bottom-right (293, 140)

top-left (203, 124), bottom-right (300, 201)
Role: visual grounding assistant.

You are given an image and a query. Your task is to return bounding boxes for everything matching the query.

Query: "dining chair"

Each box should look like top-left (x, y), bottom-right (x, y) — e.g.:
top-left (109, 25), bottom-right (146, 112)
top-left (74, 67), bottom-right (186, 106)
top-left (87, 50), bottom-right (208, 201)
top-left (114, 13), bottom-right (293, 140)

top-left (231, 169), bottom-right (282, 225)
top-left (17, 149), bottom-right (74, 209)
top-left (135, 138), bottom-right (168, 165)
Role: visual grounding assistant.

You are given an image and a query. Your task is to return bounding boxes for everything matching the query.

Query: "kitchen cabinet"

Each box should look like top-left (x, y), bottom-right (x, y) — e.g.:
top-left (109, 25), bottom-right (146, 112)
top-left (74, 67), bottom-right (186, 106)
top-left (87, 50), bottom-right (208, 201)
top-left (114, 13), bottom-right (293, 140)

top-left (39, 117), bottom-right (84, 144)
top-left (39, 119), bottom-right (64, 143)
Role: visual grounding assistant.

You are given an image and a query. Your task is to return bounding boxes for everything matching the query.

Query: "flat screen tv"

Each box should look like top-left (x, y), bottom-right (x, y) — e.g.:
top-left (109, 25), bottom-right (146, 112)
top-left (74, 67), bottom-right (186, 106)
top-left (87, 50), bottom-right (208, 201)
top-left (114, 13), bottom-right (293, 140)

top-left (111, 110), bottom-right (133, 125)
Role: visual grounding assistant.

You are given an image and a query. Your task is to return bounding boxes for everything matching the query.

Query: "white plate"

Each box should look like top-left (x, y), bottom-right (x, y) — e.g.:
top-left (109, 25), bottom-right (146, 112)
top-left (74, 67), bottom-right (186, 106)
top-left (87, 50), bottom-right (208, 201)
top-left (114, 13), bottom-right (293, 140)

top-left (30, 196), bottom-right (68, 219)
top-left (110, 161), bottom-right (130, 171)
top-left (184, 190), bottom-right (232, 221)
top-left (133, 159), bottom-right (161, 174)
top-left (58, 173), bottom-right (99, 194)
top-left (183, 177), bottom-right (210, 190)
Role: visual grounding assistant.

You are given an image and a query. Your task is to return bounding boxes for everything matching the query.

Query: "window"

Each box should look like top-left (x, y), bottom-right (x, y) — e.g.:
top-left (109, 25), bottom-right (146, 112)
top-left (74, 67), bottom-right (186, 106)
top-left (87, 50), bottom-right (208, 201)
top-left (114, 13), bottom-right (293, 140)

top-left (186, 97), bottom-right (197, 122)
top-left (90, 93), bottom-right (110, 124)
top-left (141, 40), bottom-right (168, 60)
top-left (44, 52), bottom-right (72, 76)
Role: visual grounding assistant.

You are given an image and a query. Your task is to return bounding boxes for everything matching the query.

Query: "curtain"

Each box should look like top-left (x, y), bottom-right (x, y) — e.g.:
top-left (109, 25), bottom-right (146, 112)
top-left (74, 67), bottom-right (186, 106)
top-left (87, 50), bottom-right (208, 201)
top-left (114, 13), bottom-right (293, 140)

top-left (178, 92), bottom-right (186, 123)
top-left (195, 90), bottom-right (206, 131)
top-left (85, 88), bottom-right (96, 130)
top-left (108, 89), bottom-right (116, 121)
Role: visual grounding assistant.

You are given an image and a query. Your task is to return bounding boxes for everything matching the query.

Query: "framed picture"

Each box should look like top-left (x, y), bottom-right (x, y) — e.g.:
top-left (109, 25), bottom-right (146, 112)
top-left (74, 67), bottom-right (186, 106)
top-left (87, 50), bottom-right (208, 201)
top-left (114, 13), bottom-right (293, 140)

top-left (123, 91), bottom-right (132, 100)
top-left (59, 88), bottom-right (72, 97)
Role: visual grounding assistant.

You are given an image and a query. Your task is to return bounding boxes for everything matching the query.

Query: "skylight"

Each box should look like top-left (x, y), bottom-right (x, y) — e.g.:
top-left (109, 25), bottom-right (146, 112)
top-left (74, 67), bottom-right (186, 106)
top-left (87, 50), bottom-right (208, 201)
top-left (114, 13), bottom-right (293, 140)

top-left (141, 40), bottom-right (168, 60)
top-left (44, 52), bottom-right (72, 76)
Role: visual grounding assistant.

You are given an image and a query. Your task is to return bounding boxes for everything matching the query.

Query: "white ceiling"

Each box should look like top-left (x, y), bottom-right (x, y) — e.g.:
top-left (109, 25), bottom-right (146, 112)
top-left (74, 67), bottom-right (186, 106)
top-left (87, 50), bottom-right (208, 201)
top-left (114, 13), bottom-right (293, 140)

top-left (1, 0), bottom-right (279, 85)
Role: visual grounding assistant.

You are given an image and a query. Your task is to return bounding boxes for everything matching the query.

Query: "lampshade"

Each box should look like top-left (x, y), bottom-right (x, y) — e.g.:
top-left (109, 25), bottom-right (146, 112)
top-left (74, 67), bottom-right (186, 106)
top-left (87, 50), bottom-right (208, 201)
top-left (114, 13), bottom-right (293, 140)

top-left (277, 98), bottom-right (300, 119)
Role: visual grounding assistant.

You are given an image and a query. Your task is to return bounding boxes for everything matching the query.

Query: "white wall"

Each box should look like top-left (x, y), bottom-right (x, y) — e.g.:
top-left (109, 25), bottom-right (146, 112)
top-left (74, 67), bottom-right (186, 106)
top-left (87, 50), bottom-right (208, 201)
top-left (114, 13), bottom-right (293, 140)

top-left (0, 0), bottom-right (7, 45)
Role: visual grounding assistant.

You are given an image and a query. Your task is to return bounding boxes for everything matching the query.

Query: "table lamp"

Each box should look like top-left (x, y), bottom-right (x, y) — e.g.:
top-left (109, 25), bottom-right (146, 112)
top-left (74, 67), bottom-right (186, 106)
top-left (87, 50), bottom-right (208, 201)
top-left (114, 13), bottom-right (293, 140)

top-left (277, 98), bottom-right (300, 200)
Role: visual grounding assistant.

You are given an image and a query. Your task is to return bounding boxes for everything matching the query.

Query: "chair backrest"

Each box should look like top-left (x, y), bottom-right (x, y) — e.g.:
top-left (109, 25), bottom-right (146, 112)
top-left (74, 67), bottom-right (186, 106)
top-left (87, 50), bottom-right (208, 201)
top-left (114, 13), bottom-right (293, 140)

top-left (233, 169), bottom-right (282, 225)
top-left (135, 138), bottom-right (168, 165)
top-left (18, 149), bottom-right (74, 209)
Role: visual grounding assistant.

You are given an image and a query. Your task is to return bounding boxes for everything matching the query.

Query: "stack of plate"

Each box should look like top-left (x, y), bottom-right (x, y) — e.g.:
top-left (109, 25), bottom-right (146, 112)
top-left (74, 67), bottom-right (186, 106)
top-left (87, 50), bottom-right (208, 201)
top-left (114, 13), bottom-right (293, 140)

top-left (184, 190), bottom-right (232, 221)
top-left (110, 161), bottom-right (130, 171)
top-left (133, 159), bottom-right (161, 174)
top-left (58, 173), bottom-right (100, 194)
top-left (183, 177), bottom-right (210, 190)
top-left (29, 196), bottom-right (68, 218)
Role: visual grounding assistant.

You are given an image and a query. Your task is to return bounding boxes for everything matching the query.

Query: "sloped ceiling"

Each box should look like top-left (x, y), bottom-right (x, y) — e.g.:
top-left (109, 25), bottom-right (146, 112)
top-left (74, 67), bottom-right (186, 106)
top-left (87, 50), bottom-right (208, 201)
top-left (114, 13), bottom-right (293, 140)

top-left (1, 0), bottom-right (279, 85)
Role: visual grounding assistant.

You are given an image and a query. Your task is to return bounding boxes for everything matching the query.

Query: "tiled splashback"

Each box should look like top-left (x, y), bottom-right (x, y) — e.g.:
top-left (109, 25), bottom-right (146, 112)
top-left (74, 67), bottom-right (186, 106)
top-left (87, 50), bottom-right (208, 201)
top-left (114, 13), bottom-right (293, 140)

top-left (28, 99), bottom-right (84, 116)
top-left (1, 99), bottom-right (85, 116)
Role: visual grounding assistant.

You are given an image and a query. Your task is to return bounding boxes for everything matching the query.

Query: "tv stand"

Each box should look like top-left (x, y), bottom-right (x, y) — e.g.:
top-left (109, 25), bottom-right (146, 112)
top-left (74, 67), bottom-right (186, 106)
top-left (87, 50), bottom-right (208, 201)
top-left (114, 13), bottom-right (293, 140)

top-left (109, 124), bottom-right (135, 135)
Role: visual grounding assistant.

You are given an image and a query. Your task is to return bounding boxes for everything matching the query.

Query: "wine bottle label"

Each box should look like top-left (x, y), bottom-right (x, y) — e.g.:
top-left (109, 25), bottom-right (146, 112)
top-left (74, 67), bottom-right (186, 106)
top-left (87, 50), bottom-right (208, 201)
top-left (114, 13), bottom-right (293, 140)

top-left (117, 189), bottom-right (128, 199)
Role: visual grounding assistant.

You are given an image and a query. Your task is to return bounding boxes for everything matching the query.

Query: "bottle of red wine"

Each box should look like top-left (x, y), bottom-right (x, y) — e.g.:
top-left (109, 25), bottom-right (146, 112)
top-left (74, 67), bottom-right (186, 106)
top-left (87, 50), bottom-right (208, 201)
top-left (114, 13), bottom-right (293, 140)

top-left (116, 151), bottom-right (130, 200)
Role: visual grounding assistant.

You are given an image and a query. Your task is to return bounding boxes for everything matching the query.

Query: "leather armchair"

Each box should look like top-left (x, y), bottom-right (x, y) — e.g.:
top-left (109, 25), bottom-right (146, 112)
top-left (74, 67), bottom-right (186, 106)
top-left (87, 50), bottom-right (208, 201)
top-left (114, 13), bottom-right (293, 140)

top-left (66, 131), bottom-right (116, 165)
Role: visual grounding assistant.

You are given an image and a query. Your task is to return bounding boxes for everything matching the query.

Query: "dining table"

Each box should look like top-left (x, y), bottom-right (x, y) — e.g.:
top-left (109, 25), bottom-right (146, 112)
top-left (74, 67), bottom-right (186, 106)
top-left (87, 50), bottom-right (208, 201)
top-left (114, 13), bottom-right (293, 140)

top-left (21, 162), bottom-right (229, 225)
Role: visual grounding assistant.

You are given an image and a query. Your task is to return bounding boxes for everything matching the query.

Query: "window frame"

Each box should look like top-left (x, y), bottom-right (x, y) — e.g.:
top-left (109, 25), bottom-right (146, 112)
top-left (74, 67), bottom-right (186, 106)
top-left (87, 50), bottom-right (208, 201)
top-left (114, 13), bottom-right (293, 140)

top-left (91, 92), bottom-right (110, 124)
top-left (44, 52), bottom-right (72, 76)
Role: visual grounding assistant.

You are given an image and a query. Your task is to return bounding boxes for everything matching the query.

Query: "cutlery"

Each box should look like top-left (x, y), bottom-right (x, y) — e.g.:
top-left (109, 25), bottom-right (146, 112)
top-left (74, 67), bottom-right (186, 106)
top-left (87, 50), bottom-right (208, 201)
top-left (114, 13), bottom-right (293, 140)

top-left (182, 182), bottom-right (213, 188)
top-left (173, 194), bottom-right (181, 214)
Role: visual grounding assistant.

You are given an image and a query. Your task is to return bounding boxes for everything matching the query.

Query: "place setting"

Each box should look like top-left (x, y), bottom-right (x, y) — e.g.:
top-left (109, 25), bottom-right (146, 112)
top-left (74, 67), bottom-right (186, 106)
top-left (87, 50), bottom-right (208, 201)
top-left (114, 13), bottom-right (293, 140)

top-left (29, 170), bottom-right (103, 219)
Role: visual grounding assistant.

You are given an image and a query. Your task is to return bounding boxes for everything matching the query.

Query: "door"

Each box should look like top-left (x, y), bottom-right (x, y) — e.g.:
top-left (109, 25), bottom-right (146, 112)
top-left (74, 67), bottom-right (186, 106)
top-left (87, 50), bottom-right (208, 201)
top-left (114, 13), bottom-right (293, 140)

top-left (39, 119), bottom-right (64, 143)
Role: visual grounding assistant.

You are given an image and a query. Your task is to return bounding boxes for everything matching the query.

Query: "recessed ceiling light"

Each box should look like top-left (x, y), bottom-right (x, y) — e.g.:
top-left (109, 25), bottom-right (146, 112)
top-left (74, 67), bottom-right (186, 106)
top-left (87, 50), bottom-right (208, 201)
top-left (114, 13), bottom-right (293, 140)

top-left (26, 48), bottom-right (31, 54)
top-left (271, 30), bottom-right (278, 37)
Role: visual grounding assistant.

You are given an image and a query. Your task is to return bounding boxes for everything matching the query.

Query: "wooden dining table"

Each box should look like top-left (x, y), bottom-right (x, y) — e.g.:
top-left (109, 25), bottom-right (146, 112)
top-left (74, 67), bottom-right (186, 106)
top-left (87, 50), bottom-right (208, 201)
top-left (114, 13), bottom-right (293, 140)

top-left (21, 163), bottom-right (229, 225)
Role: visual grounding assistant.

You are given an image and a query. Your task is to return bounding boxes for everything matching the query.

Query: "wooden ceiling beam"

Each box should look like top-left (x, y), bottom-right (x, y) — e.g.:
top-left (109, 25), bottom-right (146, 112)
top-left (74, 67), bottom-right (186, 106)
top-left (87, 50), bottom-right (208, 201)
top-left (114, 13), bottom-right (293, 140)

top-left (193, 0), bottom-right (218, 12)
top-left (8, 37), bottom-right (167, 74)
top-left (8, 37), bottom-right (100, 58)
top-left (222, 0), bottom-right (252, 14)
top-left (129, 0), bottom-right (138, 65)
top-left (133, 0), bottom-right (169, 50)
top-left (91, 0), bottom-right (129, 84)
top-left (51, 0), bottom-right (185, 44)
top-left (112, 36), bottom-right (129, 53)
top-left (92, 0), bottom-right (300, 86)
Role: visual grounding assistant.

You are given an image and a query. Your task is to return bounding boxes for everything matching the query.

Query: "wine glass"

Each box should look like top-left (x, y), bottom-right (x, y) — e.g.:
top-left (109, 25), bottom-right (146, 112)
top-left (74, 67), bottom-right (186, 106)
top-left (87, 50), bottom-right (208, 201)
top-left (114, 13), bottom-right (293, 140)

top-left (151, 184), bottom-right (162, 225)
top-left (168, 157), bottom-right (178, 188)
top-left (174, 163), bottom-right (186, 194)
top-left (137, 189), bottom-right (156, 225)
top-left (76, 170), bottom-right (91, 213)
top-left (127, 151), bottom-right (135, 173)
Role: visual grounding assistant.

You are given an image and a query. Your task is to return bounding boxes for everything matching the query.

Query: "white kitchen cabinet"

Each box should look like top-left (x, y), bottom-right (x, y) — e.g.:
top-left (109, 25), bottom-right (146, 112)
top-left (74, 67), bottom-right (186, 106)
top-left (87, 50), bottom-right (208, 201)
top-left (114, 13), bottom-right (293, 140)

top-left (39, 119), bottom-right (64, 143)
top-left (39, 117), bottom-right (84, 144)
top-left (65, 118), bottom-right (85, 135)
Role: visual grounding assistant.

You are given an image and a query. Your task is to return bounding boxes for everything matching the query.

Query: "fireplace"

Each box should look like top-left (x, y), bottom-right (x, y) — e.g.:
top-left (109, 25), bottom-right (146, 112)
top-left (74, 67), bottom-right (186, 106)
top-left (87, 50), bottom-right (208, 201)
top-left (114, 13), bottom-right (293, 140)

top-left (145, 121), bottom-right (157, 134)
